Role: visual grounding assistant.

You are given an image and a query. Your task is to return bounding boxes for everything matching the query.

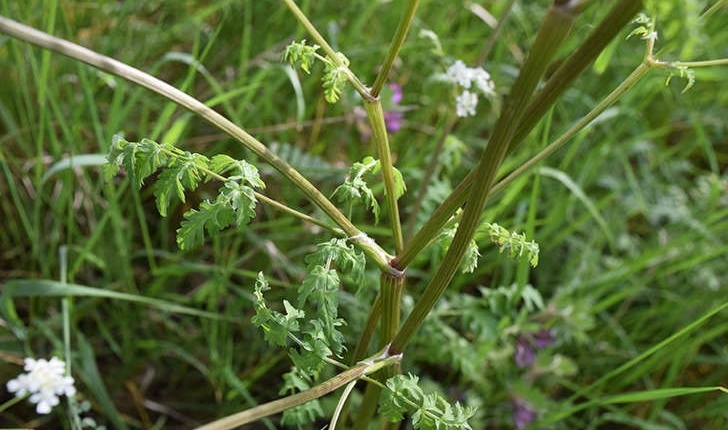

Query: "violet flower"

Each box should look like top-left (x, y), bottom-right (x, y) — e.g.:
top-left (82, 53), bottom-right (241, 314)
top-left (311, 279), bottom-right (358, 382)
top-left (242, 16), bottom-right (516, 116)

top-left (514, 328), bottom-right (555, 368)
top-left (512, 398), bottom-right (536, 429)
top-left (514, 336), bottom-right (535, 367)
top-left (384, 83), bottom-right (404, 133)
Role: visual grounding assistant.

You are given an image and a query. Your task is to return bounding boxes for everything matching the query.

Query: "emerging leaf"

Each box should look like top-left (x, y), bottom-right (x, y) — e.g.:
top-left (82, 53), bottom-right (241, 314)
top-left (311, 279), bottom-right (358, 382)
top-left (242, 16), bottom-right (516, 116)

top-left (251, 273), bottom-right (305, 347)
top-left (282, 40), bottom-right (320, 74)
top-left (481, 223), bottom-right (540, 267)
top-left (322, 53), bottom-right (350, 104)
top-left (305, 238), bottom-right (367, 287)
top-left (332, 157), bottom-right (384, 223)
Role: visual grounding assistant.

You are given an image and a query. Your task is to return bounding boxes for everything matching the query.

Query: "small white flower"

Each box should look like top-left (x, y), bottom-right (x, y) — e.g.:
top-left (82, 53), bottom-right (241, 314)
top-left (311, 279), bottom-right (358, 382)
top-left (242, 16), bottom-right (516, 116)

top-left (445, 60), bottom-right (474, 88)
top-left (455, 90), bottom-right (478, 117)
top-left (471, 68), bottom-right (495, 96)
top-left (6, 357), bottom-right (76, 414)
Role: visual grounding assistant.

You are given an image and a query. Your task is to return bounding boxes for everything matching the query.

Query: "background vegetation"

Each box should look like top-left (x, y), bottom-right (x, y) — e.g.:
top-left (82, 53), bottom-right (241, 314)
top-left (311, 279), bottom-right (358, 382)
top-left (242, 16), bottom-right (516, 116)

top-left (1, 0), bottom-right (727, 428)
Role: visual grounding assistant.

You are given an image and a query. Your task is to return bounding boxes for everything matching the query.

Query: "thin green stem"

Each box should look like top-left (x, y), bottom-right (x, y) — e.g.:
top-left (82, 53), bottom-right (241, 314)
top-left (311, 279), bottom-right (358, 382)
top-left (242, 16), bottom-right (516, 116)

top-left (281, 0), bottom-right (374, 101)
top-left (393, 0), bottom-right (643, 270)
top-left (195, 348), bottom-right (401, 430)
top-left (0, 16), bottom-right (396, 274)
top-left (330, 379), bottom-right (359, 430)
top-left (391, 1), bottom-right (578, 354)
top-left (0, 393), bottom-right (27, 413)
top-left (364, 99), bottom-right (405, 254)
top-left (651, 58), bottom-right (728, 68)
top-left (700, 0), bottom-right (728, 20)
top-left (370, 0), bottom-right (420, 97)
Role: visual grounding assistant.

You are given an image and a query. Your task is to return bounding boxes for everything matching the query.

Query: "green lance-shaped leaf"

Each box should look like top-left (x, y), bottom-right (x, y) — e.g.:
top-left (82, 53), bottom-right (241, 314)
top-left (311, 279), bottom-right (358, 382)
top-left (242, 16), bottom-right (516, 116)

top-left (176, 199), bottom-right (235, 250)
top-left (297, 266), bottom-right (346, 354)
top-left (153, 151), bottom-right (210, 216)
top-left (218, 180), bottom-right (258, 228)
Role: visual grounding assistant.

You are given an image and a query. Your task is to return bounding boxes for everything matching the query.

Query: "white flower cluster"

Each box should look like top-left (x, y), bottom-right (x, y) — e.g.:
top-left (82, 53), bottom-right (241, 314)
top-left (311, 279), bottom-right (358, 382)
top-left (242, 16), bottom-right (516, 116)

top-left (6, 357), bottom-right (76, 414)
top-left (444, 60), bottom-right (495, 117)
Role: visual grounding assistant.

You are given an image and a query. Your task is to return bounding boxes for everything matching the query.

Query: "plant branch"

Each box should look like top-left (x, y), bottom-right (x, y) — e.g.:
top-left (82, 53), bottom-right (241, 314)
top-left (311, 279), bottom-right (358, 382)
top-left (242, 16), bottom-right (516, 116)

top-left (0, 15), bottom-right (398, 274)
top-left (391, 1), bottom-right (578, 354)
top-left (371, 0), bottom-right (420, 97)
top-left (364, 99), bottom-right (405, 254)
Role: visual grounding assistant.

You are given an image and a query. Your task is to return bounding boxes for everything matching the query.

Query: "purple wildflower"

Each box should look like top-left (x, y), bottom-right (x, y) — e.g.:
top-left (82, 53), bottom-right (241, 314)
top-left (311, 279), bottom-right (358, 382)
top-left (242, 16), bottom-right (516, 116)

top-left (512, 399), bottom-right (536, 429)
top-left (384, 111), bottom-right (403, 132)
top-left (533, 329), bottom-right (556, 348)
top-left (389, 82), bottom-right (402, 103)
top-left (514, 336), bottom-right (534, 368)
top-left (384, 83), bottom-right (404, 133)
top-left (514, 328), bottom-right (555, 368)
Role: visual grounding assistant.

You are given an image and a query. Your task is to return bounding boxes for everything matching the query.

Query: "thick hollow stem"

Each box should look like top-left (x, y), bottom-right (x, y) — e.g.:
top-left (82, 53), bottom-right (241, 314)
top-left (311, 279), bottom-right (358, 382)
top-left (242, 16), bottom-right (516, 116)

top-left (351, 273), bottom-right (404, 428)
top-left (391, 1), bottom-right (578, 354)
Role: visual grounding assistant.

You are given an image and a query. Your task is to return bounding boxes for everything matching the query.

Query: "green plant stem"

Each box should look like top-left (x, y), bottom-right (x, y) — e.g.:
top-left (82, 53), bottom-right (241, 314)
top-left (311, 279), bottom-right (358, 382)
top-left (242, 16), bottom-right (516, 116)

top-left (393, 0), bottom-right (643, 270)
top-left (370, 0), bottom-right (420, 97)
top-left (195, 348), bottom-right (401, 430)
top-left (0, 393), bottom-right (27, 414)
top-left (651, 58), bottom-right (728, 68)
top-left (350, 274), bottom-right (404, 428)
top-left (281, 0), bottom-right (374, 101)
top-left (364, 99), bottom-right (405, 254)
top-left (0, 16), bottom-right (398, 274)
top-left (391, 1), bottom-right (577, 355)
top-left (701, 0), bottom-right (728, 20)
